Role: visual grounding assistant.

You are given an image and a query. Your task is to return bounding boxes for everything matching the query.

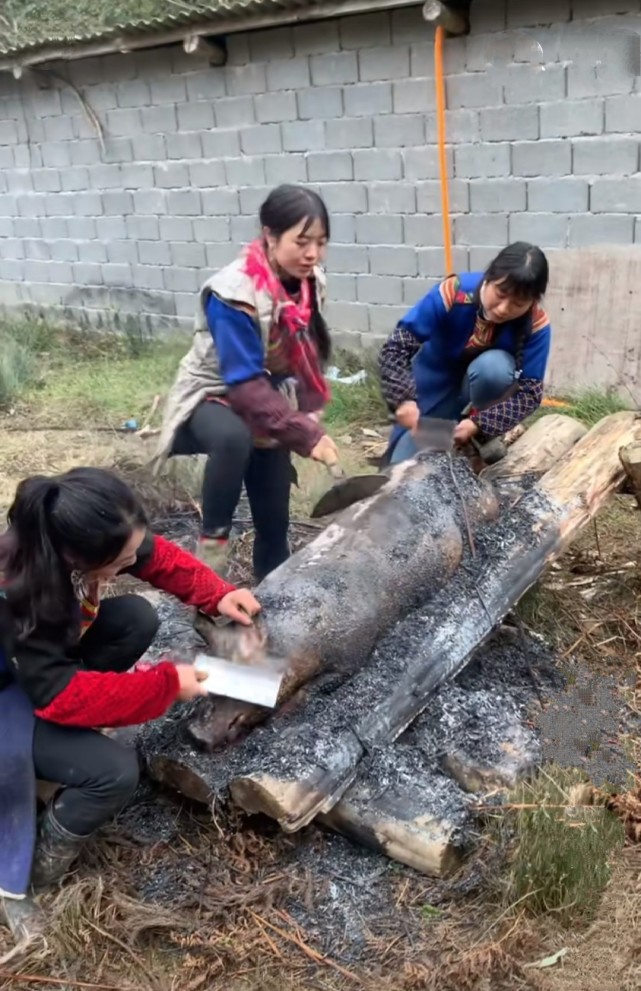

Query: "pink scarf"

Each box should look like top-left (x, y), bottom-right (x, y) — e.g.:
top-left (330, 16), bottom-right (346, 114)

top-left (243, 239), bottom-right (330, 407)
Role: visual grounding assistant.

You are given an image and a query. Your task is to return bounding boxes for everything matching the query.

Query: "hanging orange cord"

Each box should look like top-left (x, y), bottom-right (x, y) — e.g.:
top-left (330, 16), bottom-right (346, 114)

top-left (434, 25), bottom-right (453, 274)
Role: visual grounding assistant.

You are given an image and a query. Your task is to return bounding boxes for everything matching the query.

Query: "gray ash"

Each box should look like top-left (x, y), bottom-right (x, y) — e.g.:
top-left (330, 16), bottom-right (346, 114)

top-left (536, 664), bottom-right (640, 789)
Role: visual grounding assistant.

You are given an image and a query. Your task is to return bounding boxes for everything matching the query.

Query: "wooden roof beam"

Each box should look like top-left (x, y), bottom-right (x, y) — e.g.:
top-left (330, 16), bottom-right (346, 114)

top-left (422, 0), bottom-right (470, 36)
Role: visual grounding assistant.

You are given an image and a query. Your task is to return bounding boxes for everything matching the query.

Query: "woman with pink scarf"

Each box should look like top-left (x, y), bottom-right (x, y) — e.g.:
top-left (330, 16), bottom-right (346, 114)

top-left (156, 185), bottom-right (338, 582)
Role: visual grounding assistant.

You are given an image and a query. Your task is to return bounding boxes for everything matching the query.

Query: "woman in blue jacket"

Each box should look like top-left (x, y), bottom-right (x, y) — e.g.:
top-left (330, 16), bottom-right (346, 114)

top-left (379, 242), bottom-right (551, 463)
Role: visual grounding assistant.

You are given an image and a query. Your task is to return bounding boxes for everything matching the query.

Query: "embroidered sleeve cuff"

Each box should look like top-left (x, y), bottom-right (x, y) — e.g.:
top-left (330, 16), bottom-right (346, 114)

top-left (472, 382), bottom-right (543, 437)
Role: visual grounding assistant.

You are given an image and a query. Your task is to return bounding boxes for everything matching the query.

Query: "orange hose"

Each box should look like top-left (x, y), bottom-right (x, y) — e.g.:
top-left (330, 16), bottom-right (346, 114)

top-left (434, 25), bottom-right (453, 274)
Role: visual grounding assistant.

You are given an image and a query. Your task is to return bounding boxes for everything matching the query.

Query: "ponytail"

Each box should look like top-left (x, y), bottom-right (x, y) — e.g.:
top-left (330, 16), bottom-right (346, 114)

top-left (0, 467), bottom-right (147, 639)
top-left (2, 476), bottom-right (74, 636)
top-left (308, 275), bottom-right (332, 366)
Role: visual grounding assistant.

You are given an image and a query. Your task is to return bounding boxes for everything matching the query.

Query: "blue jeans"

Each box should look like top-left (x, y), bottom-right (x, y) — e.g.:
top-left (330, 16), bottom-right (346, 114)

top-left (390, 349), bottom-right (516, 465)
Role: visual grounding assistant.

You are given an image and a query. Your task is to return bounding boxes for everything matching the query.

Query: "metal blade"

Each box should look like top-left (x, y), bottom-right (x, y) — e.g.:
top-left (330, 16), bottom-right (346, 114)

top-left (194, 653), bottom-right (284, 708)
top-left (413, 417), bottom-right (457, 454)
top-left (310, 473), bottom-right (387, 519)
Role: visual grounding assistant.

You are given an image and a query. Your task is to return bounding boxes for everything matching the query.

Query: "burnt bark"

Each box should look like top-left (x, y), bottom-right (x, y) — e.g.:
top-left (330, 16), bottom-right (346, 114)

top-left (225, 413), bottom-right (641, 829)
top-left (185, 456), bottom-right (498, 751)
top-left (143, 414), bottom-right (639, 840)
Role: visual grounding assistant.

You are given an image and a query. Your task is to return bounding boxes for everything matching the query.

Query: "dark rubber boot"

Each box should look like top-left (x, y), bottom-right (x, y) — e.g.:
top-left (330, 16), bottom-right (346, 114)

top-left (30, 804), bottom-right (89, 890)
top-left (479, 436), bottom-right (507, 465)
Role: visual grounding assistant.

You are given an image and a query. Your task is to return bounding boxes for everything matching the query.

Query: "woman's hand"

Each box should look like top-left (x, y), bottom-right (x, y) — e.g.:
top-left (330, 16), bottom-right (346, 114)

top-left (395, 401), bottom-right (420, 433)
top-left (217, 589), bottom-right (262, 626)
top-left (454, 418), bottom-right (479, 445)
top-left (311, 434), bottom-right (339, 467)
top-left (176, 664), bottom-right (210, 702)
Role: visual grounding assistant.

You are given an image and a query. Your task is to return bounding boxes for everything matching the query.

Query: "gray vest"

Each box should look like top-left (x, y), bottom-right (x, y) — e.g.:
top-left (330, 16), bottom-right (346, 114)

top-left (153, 257), bottom-right (326, 470)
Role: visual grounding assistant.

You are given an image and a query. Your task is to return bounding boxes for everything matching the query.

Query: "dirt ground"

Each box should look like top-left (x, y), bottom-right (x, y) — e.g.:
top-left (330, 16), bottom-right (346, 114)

top-left (0, 420), bottom-right (640, 991)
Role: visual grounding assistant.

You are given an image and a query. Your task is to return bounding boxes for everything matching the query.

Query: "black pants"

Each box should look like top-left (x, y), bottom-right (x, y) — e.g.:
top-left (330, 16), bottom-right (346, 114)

top-left (173, 400), bottom-right (292, 582)
top-left (32, 595), bottom-right (159, 837)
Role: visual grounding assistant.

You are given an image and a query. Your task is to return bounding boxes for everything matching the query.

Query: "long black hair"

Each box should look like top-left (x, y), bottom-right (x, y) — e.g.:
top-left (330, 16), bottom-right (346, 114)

top-left (259, 184), bottom-right (332, 364)
top-left (0, 467), bottom-right (147, 638)
top-left (479, 242), bottom-right (549, 378)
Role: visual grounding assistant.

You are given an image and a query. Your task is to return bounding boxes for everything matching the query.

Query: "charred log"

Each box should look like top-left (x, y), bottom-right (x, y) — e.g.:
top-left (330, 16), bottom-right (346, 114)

top-left (185, 456), bottom-right (498, 751)
top-left (226, 413), bottom-right (640, 829)
top-left (142, 414), bottom-right (639, 840)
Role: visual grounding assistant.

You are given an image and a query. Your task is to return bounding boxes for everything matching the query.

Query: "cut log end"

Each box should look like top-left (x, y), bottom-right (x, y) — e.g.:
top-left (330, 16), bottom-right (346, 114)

top-left (148, 756), bottom-right (214, 806)
top-left (321, 789), bottom-right (468, 877)
top-left (230, 763), bottom-right (361, 832)
top-left (619, 440), bottom-right (641, 510)
top-left (482, 414), bottom-right (587, 483)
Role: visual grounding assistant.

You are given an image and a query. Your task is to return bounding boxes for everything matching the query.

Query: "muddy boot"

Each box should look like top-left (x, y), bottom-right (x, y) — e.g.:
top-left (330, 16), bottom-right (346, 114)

top-left (196, 534), bottom-right (231, 579)
top-left (1, 895), bottom-right (45, 946)
top-left (30, 805), bottom-right (89, 891)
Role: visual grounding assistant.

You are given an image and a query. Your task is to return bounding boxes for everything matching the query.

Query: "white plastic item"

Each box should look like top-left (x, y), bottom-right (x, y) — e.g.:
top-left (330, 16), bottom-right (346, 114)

top-left (193, 653), bottom-right (283, 708)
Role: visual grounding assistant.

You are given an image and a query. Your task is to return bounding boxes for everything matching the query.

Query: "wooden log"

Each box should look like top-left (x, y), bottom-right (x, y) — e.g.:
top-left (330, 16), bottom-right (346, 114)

top-left (440, 715), bottom-right (539, 793)
top-left (619, 440), bottom-right (641, 509)
top-left (323, 649), bottom-right (542, 875)
top-left (320, 755), bottom-right (471, 877)
top-left (225, 413), bottom-right (640, 831)
top-left (481, 413), bottom-right (587, 483)
top-left (182, 35), bottom-right (226, 64)
top-left (185, 456), bottom-right (499, 751)
top-left (422, 0), bottom-right (469, 35)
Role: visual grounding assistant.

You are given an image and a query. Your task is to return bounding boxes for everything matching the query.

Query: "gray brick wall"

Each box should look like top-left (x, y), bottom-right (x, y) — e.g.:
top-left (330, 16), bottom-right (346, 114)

top-left (0, 0), bottom-right (639, 343)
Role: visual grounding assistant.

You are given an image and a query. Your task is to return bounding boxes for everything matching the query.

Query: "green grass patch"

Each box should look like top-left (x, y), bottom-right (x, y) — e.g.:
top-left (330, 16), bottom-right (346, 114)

top-left (0, 315), bottom-right (187, 424)
top-left (0, 317), bottom-right (388, 432)
top-left (490, 766), bottom-right (625, 922)
top-left (324, 377), bottom-right (388, 432)
top-left (32, 340), bottom-right (187, 424)
top-left (532, 388), bottom-right (631, 428)
top-left (324, 348), bottom-right (388, 432)
top-left (557, 389), bottom-right (630, 427)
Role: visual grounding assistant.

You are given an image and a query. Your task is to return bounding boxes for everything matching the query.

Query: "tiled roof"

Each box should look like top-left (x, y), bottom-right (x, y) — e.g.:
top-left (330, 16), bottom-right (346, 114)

top-left (0, 0), bottom-right (325, 58)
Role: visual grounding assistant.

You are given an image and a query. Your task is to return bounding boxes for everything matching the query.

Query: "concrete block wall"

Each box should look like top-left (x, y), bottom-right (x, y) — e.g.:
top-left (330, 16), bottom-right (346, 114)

top-left (0, 0), bottom-right (639, 345)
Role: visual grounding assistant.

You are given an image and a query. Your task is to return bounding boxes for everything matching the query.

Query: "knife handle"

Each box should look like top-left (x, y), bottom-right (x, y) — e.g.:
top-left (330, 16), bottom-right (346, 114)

top-left (326, 463), bottom-right (346, 481)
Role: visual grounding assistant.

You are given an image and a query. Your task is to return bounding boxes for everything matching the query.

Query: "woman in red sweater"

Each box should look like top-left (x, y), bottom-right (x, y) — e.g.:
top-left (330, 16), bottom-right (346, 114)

top-left (0, 466), bottom-right (259, 896)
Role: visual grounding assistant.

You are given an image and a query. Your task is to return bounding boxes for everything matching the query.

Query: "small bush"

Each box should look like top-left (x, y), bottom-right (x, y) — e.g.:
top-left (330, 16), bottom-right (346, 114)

top-left (564, 388), bottom-right (630, 427)
top-left (0, 329), bottom-right (37, 405)
top-left (490, 766), bottom-right (625, 922)
top-left (325, 350), bottom-right (388, 431)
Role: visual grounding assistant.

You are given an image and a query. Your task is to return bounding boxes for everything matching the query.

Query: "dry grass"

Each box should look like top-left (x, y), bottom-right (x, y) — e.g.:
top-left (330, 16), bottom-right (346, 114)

top-left (516, 496), bottom-right (641, 672)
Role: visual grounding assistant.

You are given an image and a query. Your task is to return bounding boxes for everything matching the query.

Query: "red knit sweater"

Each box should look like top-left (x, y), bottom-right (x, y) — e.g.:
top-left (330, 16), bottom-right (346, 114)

top-left (32, 535), bottom-right (236, 729)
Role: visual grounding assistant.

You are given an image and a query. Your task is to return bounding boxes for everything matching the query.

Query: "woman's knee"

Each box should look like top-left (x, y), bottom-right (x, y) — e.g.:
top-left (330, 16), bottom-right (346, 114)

top-left (118, 595), bottom-right (160, 652)
top-left (48, 737), bottom-right (141, 834)
top-left (95, 744), bottom-right (140, 812)
top-left (466, 350), bottom-right (516, 405)
top-left (192, 403), bottom-right (253, 462)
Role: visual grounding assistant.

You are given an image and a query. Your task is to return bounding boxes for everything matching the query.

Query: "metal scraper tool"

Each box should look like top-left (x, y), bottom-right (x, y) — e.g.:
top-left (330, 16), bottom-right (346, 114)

top-left (310, 463), bottom-right (387, 518)
top-left (194, 652), bottom-right (285, 708)
top-left (413, 417), bottom-right (457, 454)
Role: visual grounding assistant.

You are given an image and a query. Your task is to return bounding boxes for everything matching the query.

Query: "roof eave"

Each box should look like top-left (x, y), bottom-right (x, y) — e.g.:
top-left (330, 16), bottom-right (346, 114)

top-left (0, 0), bottom-right (420, 72)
